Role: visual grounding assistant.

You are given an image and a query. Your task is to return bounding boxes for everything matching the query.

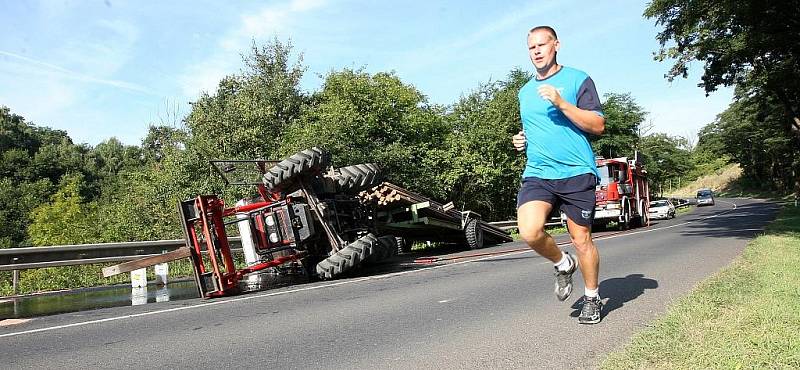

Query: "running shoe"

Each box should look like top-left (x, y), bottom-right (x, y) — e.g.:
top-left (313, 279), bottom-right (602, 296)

top-left (553, 252), bottom-right (577, 301)
top-left (578, 295), bottom-right (603, 324)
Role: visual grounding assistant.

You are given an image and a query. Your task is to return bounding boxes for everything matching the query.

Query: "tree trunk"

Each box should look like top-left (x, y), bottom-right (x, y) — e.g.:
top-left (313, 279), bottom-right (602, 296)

top-left (772, 88), bottom-right (800, 141)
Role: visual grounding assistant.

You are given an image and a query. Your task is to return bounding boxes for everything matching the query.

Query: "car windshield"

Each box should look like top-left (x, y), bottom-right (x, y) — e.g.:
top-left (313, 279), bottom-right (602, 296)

top-left (697, 190), bottom-right (713, 197)
top-left (597, 164), bottom-right (610, 186)
top-left (650, 200), bottom-right (669, 207)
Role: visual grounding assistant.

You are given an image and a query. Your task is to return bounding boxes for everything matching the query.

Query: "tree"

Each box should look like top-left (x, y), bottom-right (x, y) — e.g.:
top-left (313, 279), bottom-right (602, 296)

top-left (28, 174), bottom-right (99, 246)
top-left (185, 38), bottom-right (307, 161)
top-left (639, 133), bottom-right (693, 195)
top-left (591, 92), bottom-right (646, 158)
top-left (644, 0), bottom-right (800, 140)
top-left (427, 69), bottom-right (529, 220)
top-left (280, 68), bottom-right (449, 195)
top-left (141, 125), bottom-right (187, 163)
top-left (710, 89), bottom-right (797, 191)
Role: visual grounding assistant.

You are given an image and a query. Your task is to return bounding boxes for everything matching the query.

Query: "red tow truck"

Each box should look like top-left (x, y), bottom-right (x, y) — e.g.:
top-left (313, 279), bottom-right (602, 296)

top-left (592, 153), bottom-right (650, 230)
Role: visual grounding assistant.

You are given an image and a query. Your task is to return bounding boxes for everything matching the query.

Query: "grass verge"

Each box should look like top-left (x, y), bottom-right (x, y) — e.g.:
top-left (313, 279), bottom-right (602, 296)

top-left (676, 205), bottom-right (694, 216)
top-left (601, 204), bottom-right (800, 369)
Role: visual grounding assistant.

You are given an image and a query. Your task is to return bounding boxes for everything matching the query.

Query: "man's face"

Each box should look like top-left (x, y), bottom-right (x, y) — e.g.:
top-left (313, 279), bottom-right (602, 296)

top-left (527, 30), bottom-right (559, 70)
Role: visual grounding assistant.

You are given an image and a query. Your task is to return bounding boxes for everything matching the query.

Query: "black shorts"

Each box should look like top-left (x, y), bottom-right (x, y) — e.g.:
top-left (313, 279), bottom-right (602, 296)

top-left (516, 173), bottom-right (597, 226)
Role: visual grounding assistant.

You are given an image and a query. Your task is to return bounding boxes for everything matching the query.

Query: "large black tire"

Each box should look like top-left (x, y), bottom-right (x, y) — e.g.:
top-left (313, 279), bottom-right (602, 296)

top-left (315, 233), bottom-right (396, 279)
top-left (465, 218), bottom-right (484, 250)
top-left (619, 204), bottom-right (631, 231)
top-left (367, 235), bottom-right (398, 262)
top-left (322, 163), bottom-right (382, 193)
top-left (396, 236), bottom-right (411, 254)
top-left (262, 147), bottom-right (330, 192)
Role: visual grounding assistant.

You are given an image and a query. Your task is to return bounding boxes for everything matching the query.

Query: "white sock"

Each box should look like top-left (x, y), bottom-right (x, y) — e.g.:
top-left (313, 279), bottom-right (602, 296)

top-left (554, 252), bottom-right (572, 272)
top-left (585, 287), bottom-right (599, 298)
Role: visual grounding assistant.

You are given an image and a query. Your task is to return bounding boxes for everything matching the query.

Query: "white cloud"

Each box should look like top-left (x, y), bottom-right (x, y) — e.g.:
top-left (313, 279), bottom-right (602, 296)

top-left (179, 0), bottom-right (328, 98)
top-left (0, 50), bottom-right (152, 94)
top-left (394, 1), bottom-right (560, 73)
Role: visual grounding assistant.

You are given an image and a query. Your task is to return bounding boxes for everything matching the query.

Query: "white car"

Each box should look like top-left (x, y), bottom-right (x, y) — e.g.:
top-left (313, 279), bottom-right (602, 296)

top-left (649, 199), bottom-right (675, 220)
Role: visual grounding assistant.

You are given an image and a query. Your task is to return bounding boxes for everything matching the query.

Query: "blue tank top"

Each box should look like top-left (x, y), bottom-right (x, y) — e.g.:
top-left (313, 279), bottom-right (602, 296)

top-left (518, 66), bottom-right (603, 180)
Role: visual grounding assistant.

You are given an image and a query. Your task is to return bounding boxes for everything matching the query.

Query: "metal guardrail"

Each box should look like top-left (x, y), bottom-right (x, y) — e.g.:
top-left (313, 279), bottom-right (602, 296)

top-left (4, 202), bottom-right (695, 273)
top-left (489, 220), bottom-right (562, 230)
top-left (0, 238), bottom-right (242, 271)
top-left (0, 220), bottom-right (525, 271)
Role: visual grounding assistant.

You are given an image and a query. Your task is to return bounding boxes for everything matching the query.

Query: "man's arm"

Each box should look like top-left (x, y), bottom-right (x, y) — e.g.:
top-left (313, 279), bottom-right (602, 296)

top-left (538, 83), bottom-right (605, 135)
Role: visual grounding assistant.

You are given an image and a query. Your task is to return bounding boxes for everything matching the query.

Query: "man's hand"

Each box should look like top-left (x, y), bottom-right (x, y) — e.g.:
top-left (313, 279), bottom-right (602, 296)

top-left (537, 84), bottom-right (605, 135)
top-left (537, 84), bottom-right (565, 109)
top-left (512, 130), bottom-right (527, 152)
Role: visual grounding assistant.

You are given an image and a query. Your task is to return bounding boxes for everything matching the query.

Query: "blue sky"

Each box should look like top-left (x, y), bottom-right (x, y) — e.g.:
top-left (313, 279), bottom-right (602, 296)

top-left (0, 0), bottom-right (733, 146)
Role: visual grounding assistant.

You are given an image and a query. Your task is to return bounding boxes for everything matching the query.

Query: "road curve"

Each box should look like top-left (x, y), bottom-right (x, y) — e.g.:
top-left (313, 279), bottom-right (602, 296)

top-left (0, 198), bottom-right (779, 369)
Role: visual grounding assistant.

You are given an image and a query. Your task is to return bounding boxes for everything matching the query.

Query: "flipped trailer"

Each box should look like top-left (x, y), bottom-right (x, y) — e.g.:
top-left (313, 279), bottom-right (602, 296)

top-left (105, 148), bottom-right (510, 298)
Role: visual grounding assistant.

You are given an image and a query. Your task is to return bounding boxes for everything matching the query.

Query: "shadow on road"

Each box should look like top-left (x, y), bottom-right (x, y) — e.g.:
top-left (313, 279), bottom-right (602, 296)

top-left (569, 273), bottom-right (658, 319)
top-left (678, 201), bottom-right (779, 240)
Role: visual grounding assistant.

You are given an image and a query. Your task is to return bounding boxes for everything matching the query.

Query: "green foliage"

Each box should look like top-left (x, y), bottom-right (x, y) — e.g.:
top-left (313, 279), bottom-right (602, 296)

top-left (185, 39), bottom-right (307, 161)
top-left (644, 0), bottom-right (800, 97)
top-left (644, 0), bottom-right (800, 191)
top-left (428, 69), bottom-right (529, 219)
top-left (592, 92), bottom-right (646, 159)
top-left (705, 87), bottom-right (798, 192)
top-left (28, 173), bottom-right (100, 246)
top-left (0, 178), bottom-right (52, 248)
top-left (639, 133), bottom-right (693, 196)
top-left (280, 68), bottom-right (450, 197)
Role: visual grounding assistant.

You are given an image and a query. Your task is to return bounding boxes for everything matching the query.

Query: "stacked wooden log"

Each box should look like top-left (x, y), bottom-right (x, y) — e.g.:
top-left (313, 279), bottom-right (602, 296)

top-left (359, 182), bottom-right (512, 243)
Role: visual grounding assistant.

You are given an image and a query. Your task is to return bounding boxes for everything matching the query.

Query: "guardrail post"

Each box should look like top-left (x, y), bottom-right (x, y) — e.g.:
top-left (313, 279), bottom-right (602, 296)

top-left (12, 257), bottom-right (19, 295)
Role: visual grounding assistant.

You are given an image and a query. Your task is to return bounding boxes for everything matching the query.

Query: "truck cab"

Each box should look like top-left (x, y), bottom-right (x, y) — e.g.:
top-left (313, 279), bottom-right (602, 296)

top-left (593, 154), bottom-right (649, 230)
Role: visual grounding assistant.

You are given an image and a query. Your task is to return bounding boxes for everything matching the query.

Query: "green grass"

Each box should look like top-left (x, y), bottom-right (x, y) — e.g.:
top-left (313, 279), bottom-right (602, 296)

top-left (716, 176), bottom-right (796, 200)
top-left (601, 204), bottom-right (800, 369)
top-left (676, 205), bottom-right (694, 215)
top-left (508, 225), bottom-right (567, 241)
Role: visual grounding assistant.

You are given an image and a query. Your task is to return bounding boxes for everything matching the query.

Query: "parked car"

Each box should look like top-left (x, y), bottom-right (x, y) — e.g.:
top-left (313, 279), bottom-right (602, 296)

top-left (696, 188), bottom-right (715, 206)
top-left (649, 199), bottom-right (676, 219)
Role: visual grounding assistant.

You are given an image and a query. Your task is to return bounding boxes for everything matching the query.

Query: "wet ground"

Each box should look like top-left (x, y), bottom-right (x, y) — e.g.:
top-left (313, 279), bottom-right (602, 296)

top-left (0, 271), bottom-right (323, 320)
top-left (0, 280), bottom-right (200, 319)
top-left (0, 243), bottom-right (521, 320)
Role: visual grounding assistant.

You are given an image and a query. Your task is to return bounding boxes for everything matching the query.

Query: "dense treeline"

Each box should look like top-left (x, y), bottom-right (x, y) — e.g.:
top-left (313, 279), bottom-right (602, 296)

top-left (645, 0), bottom-right (800, 195)
top-left (3, 35), bottom-right (783, 249)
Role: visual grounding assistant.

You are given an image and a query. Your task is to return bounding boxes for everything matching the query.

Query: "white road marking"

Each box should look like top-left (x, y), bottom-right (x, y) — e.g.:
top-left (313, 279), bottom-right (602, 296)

top-left (1, 200), bottom-right (757, 339)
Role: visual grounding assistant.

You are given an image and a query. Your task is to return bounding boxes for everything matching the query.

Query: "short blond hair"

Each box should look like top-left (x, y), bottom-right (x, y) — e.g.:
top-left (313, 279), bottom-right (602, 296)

top-left (529, 26), bottom-right (558, 40)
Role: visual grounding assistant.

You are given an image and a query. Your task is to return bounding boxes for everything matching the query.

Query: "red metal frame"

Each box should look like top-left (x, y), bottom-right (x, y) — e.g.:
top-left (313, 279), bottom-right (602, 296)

top-left (183, 193), bottom-right (304, 298)
top-left (595, 156), bottom-right (650, 226)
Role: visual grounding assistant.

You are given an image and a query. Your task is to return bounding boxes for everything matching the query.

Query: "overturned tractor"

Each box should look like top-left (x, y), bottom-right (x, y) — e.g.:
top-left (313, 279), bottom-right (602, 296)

top-left (167, 148), bottom-right (509, 298)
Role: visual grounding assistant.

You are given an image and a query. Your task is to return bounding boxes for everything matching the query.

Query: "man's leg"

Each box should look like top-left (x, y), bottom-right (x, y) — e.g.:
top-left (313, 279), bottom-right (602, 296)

top-left (517, 200), bottom-right (561, 262)
top-left (565, 218), bottom-right (598, 290)
top-left (518, 200), bottom-right (578, 301)
top-left (565, 217), bottom-right (603, 324)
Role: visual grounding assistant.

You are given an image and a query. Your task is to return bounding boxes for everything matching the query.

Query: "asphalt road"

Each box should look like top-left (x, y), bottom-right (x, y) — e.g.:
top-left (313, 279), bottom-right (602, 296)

top-left (0, 198), bottom-right (779, 369)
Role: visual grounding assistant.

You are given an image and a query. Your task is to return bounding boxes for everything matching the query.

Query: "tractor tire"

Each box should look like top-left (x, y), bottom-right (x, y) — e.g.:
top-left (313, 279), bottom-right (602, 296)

top-left (322, 163), bottom-right (383, 193)
top-left (315, 233), bottom-right (396, 279)
top-left (396, 236), bottom-right (411, 254)
top-left (465, 218), bottom-right (484, 250)
top-left (262, 147), bottom-right (331, 192)
top-left (367, 235), bottom-right (398, 262)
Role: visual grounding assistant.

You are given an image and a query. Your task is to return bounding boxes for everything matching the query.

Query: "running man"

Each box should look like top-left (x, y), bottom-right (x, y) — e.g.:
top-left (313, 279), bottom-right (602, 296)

top-left (512, 26), bottom-right (605, 324)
